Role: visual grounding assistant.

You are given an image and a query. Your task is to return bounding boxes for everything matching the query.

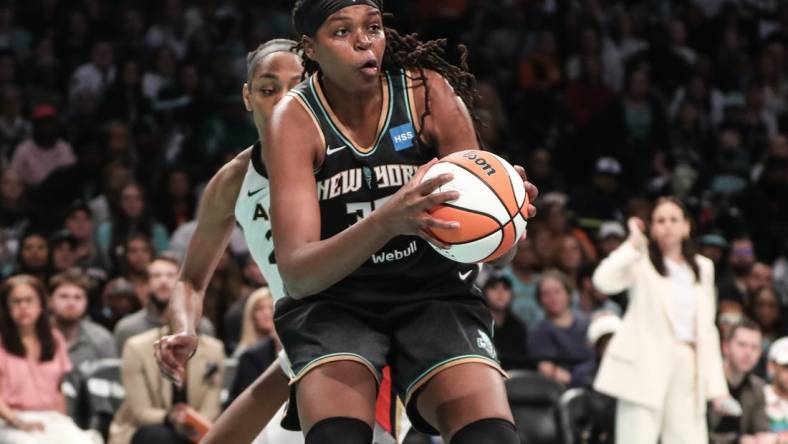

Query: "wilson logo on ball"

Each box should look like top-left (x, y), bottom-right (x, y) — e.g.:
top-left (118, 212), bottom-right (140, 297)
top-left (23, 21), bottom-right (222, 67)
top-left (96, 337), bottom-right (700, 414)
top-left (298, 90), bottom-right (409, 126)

top-left (461, 152), bottom-right (497, 176)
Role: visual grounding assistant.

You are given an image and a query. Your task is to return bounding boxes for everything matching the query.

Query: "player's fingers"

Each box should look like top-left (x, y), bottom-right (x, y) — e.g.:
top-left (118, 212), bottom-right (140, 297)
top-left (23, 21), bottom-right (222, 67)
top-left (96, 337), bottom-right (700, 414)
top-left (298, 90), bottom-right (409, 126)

top-left (421, 190), bottom-right (459, 209)
top-left (524, 180), bottom-right (539, 201)
top-left (514, 165), bottom-right (527, 181)
top-left (418, 229), bottom-right (450, 249)
top-left (421, 216), bottom-right (460, 231)
top-left (628, 217), bottom-right (645, 234)
top-left (416, 172), bottom-right (453, 196)
top-left (527, 203), bottom-right (537, 218)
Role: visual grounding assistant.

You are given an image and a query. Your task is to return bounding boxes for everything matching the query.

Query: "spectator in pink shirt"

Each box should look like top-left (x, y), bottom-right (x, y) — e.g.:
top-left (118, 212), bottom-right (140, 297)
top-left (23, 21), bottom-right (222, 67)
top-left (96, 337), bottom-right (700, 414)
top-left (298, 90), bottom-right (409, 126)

top-left (8, 104), bottom-right (75, 187)
top-left (0, 274), bottom-right (97, 443)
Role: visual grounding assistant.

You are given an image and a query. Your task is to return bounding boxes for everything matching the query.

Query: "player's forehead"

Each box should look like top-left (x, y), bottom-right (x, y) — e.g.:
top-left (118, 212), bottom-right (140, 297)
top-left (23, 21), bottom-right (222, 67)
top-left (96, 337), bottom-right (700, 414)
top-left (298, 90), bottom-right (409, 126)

top-left (322, 4), bottom-right (381, 26)
top-left (252, 52), bottom-right (302, 82)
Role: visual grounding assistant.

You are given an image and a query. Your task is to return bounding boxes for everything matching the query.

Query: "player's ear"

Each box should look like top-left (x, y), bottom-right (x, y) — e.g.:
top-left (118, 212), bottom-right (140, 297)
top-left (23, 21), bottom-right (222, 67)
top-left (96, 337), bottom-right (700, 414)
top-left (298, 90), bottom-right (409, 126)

top-left (302, 36), bottom-right (317, 61)
top-left (242, 83), bottom-right (252, 112)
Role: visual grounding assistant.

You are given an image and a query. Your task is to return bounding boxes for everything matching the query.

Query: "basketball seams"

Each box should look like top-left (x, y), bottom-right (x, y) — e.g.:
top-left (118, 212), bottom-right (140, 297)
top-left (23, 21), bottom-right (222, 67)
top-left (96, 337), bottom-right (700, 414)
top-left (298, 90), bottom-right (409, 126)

top-left (480, 221), bottom-right (512, 262)
top-left (431, 202), bottom-right (502, 245)
top-left (441, 157), bottom-right (513, 223)
top-left (486, 154), bottom-right (520, 217)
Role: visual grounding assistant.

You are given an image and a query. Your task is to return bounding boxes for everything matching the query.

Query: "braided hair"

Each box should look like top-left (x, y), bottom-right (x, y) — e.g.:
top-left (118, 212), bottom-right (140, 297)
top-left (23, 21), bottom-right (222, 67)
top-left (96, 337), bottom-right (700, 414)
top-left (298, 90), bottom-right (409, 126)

top-left (292, 0), bottom-right (482, 144)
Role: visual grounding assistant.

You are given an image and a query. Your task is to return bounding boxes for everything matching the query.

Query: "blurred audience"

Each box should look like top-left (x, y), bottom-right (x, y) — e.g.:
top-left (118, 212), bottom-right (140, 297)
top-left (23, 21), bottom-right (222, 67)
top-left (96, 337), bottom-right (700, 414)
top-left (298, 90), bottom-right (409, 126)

top-left (113, 253), bottom-right (213, 352)
top-left (483, 274), bottom-right (528, 371)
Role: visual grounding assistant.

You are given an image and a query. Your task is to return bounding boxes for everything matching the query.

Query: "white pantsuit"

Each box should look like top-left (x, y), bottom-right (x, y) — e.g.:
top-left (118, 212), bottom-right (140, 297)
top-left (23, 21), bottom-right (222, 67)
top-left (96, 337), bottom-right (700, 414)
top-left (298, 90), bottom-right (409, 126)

top-left (592, 243), bottom-right (728, 444)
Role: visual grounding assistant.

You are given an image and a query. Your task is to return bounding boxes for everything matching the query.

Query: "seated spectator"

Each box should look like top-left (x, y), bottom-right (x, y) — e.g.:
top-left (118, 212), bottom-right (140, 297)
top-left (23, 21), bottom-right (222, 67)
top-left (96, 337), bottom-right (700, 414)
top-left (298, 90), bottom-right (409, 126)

top-left (698, 233), bottom-right (729, 277)
top-left (62, 201), bottom-right (101, 268)
top-left (596, 221), bottom-right (626, 259)
top-left (764, 338), bottom-right (788, 440)
top-left (529, 270), bottom-right (594, 387)
top-left (113, 253), bottom-right (213, 352)
top-left (483, 274), bottom-right (528, 370)
top-left (718, 236), bottom-right (757, 305)
top-left (0, 168), bottom-right (31, 263)
top-left (577, 266), bottom-right (621, 318)
top-left (96, 182), bottom-right (169, 271)
top-left (48, 269), bottom-right (116, 373)
top-left (227, 289), bottom-right (281, 406)
top-left (2, 230), bottom-right (51, 282)
top-left (108, 323), bottom-right (224, 444)
top-left (117, 233), bottom-right (153, 305)
top-left (709, 320), bottom-right (775, 444)
top-left (48, 229), bottom-right (78, 273)
top-left (93, 277), bottom-right (139, 332)
top-left (752, 287), bottom-right (786, 352)
top-left (232, 287), bottom-right (276, 359)
top-left (0, 275), bottom-right (98, 443)
top-left (717, 299), bottom-right (746, 344)
top-left (578, 313), bottom-right (621, 388)
top-left (8, 104), bottom-right (75, 187)
top-left (500, 236), bottom-right (542, 325)
top-left (566, 313), bottom-right (620, 444)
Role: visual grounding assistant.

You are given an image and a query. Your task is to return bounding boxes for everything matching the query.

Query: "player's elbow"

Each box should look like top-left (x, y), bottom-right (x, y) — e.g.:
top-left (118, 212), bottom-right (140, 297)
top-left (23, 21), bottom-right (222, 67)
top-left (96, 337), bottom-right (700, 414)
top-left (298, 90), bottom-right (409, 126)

top-left (278, 263), bottom-right (311, 299)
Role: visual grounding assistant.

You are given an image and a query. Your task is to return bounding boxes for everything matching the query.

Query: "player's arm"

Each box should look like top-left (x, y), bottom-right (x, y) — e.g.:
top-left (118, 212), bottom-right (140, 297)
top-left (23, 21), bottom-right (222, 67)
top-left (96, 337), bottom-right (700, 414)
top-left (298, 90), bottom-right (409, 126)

top-left (265, 98), bottom-right (458, 299)
top-left (416, 70), bottom-right (538, 265)
top-left (155, 153), bottom-right (247, 383)
top-left (202, 358), bottom-right (291, 444)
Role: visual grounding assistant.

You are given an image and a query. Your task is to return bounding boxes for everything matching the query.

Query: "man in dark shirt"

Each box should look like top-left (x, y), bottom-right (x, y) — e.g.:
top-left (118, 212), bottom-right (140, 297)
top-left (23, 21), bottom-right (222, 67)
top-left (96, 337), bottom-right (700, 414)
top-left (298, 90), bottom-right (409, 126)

top-left (483, 274), bottom-right (529, 370)
top-left (709, 319), bottom-right (774, 444)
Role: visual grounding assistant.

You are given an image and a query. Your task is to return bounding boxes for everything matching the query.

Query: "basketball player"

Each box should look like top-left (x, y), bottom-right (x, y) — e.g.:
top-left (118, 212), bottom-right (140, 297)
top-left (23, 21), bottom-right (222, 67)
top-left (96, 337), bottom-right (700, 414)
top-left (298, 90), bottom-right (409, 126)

top-left (264, 1), bottom-right (538, 444)
top-left (153, 40), bottom-right (408, 444)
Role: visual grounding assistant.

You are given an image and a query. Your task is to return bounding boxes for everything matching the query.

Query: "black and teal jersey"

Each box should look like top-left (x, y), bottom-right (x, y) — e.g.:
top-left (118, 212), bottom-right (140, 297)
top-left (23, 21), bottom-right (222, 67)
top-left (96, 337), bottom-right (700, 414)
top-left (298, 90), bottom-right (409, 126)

top-left (286, 69), bottom-right (479, 302)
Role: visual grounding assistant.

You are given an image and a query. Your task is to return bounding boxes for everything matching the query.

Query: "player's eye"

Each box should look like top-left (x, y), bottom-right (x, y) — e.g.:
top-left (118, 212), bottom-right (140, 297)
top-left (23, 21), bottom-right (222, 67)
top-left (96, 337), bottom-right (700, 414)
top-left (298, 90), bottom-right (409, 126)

top-left (369, 23), bottom-right (381, 33)
top-left (334, 27), bottom-right (349, 37)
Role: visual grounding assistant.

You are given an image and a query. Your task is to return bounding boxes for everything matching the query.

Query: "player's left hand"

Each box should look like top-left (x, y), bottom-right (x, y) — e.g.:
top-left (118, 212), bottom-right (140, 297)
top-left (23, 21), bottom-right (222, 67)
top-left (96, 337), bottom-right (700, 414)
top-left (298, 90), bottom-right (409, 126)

top-left (514, 165), bottom-right (538, 234)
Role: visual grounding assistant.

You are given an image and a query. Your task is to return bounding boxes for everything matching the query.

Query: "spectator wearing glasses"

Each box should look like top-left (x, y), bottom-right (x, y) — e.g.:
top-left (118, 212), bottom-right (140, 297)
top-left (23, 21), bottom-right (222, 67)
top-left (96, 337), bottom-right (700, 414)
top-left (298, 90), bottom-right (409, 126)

top-left (0, 275), bottom-right (98, 443)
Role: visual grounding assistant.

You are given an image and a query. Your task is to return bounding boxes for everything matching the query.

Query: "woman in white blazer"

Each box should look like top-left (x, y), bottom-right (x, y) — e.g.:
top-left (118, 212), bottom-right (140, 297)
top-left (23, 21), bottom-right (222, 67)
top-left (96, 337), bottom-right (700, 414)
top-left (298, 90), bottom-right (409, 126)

top-left (592, 197), bottom-right (736, 443)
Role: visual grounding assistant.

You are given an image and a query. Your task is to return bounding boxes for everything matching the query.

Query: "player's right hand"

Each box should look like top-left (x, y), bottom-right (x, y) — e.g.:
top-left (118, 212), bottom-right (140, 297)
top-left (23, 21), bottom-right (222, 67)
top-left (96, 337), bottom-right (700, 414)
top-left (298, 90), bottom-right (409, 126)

top-left (377, 158), bottom-right (460, 248)
top-left (627, 217), bottom-right (647, 251)
top-left (154, 332), bottom-right (198, 387)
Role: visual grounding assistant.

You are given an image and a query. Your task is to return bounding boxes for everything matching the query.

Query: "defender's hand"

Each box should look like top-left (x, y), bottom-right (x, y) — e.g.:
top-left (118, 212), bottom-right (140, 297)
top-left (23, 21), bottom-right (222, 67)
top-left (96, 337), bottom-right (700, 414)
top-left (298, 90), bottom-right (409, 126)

top-left (154, 332), bottom-right (198, 387)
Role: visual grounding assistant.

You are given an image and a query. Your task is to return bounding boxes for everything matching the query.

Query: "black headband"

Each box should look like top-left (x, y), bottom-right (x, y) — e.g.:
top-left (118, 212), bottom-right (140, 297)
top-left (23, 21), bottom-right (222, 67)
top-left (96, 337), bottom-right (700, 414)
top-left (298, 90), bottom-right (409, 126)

top-left (295, 0), bottom-right (382, 37)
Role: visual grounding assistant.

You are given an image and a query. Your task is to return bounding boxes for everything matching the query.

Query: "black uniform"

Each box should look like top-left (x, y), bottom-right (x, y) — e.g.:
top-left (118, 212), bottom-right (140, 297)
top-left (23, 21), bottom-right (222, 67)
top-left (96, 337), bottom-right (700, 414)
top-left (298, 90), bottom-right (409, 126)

top-left (276, 69), bottom-right (504, 434)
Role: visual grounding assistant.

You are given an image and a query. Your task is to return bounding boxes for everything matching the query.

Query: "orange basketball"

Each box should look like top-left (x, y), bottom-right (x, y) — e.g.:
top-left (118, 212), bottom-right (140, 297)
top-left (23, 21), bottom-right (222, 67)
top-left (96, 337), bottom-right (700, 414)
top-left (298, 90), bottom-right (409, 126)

top-left (421, 150), bottom-right (529, 263)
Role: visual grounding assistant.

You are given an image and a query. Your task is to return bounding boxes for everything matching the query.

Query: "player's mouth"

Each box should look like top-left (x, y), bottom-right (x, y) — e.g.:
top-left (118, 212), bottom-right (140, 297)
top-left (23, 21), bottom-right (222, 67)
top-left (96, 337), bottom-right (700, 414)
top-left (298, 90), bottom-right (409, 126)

top-left (359, 59), bottom-right (379, 76)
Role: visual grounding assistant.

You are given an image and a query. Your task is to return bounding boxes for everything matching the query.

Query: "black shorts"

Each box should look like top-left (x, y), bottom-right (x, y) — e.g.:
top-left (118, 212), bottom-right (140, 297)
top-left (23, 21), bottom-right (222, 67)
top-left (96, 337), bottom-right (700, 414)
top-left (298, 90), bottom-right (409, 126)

top-left (274, 294), bottom-right (505, 435)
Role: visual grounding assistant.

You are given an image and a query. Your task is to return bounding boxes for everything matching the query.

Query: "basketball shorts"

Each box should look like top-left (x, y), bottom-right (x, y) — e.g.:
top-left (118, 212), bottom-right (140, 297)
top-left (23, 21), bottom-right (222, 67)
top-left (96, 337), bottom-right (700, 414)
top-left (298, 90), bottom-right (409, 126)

top-left (274, 294), bottom-right (505, 435)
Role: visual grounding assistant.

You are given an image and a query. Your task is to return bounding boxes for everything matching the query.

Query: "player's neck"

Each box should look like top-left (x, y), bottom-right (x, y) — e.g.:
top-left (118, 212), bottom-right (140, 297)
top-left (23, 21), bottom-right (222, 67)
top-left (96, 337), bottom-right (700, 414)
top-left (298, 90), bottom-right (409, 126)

top-left (320, 73), bottom-right (382, 129)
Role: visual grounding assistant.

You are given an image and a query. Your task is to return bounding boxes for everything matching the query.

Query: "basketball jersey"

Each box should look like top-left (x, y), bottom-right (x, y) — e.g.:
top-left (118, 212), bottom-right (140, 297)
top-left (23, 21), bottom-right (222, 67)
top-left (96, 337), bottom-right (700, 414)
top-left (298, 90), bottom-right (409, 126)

top-left (287, 69), bottom-right (478, 303)
top-left (234, 142), bottom-right (286, 300)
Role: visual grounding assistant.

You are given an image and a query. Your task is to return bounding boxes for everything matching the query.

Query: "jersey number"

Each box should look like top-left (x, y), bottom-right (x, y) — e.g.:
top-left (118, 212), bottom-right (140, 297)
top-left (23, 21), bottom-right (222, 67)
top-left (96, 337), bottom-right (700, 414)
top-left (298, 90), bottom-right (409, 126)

top-left (265, 229), bottom-right (275, 264)
top-left (346, 196), bottom-right (392, 224)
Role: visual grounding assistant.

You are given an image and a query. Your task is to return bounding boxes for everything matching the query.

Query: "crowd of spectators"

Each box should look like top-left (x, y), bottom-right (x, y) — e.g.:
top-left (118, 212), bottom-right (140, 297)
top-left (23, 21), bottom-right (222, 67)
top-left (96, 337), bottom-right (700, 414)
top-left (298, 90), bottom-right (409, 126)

top-left (0, 0), bottom-right (786, 443)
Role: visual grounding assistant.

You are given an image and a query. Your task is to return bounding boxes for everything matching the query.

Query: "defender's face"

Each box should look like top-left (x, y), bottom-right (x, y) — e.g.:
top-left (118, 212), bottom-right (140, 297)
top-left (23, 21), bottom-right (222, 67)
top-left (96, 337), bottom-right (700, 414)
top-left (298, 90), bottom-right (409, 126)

top-left (243, 51), bottom-right (303, 130)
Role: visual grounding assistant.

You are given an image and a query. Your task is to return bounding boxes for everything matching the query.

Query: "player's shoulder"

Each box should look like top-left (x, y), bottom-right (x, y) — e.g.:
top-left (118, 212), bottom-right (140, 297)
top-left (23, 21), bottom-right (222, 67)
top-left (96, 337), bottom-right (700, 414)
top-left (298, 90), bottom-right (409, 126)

top-left (407, 68), bottom-right (454, 94)
top-left (206, 146), bottom-right (254, 199)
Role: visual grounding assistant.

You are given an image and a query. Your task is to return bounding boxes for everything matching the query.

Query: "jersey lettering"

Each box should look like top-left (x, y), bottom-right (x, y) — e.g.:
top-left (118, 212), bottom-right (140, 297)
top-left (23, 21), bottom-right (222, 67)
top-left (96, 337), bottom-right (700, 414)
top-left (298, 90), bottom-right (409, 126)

top-left (318, 165), bottom-right (417, 201)
top-left (253, 203), bottom-right (269, 221)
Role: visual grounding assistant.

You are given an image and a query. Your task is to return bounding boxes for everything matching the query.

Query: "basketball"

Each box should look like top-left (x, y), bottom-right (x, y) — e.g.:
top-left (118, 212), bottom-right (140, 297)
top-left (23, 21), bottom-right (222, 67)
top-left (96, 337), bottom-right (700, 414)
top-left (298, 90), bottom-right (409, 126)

top-left (422, 150), bottom-right (529, 263)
